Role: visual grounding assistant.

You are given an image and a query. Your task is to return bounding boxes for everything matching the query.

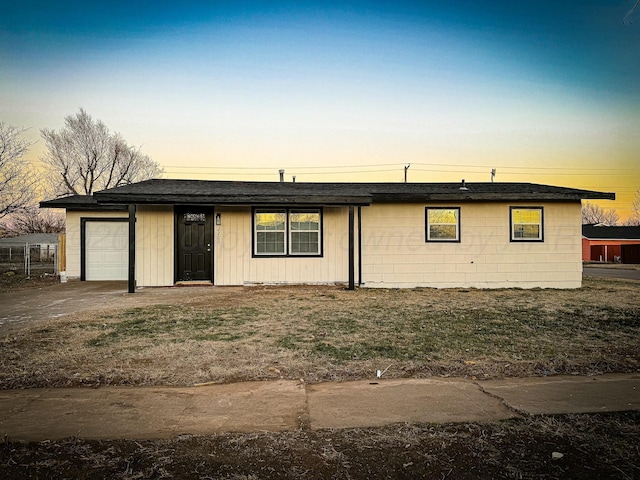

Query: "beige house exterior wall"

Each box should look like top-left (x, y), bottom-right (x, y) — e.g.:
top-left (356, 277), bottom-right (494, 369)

top-left (214, 206), bottom-right (353, 286)
top-left (65, 210), bottom-right (129, 279)
top-left (67, 201), bottom-right (582, 289)
top-left (136, 205), bottom-right (174, 287)
top-left (360, 202), bottom-right (582, 289)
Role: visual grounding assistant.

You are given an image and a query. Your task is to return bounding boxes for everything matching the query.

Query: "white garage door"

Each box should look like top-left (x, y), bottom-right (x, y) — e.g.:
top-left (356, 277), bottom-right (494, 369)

top-left (85, 221), bottom-right (128, 280)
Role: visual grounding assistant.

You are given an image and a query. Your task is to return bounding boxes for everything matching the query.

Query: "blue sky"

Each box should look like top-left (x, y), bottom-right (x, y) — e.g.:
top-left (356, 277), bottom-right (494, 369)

top-left (1, 1), bottom-right (638, 216)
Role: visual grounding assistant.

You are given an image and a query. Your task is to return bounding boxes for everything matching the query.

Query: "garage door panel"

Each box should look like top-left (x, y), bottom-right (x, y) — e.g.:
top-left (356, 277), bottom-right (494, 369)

top-left (85, 222), bottom-right (128, 281)
top-left (102, 251), bottom-right (126, 262)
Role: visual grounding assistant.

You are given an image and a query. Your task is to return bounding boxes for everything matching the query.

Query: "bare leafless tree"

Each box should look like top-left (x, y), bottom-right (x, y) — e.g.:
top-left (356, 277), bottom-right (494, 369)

top-left (0, 208), bottom-right (65, 237)
top-left (40, 109), bottom-right (163, 196)
top-left (0, 122), bottom-right (39, 219)
top-left (621, 188), bottom-right (640, 225)
top-left (582, 201), bottom-right (620, 225)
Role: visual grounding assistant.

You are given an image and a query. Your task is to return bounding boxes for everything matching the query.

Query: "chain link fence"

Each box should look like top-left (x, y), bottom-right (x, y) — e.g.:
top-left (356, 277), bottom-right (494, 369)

top-left (0, 243), bottom-right (59, 276)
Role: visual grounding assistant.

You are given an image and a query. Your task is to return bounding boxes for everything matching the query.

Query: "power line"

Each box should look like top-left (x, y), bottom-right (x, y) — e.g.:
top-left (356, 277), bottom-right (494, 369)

top-left (164, 167), bottom-right (637, 179)
top-left (164, 167), bottom-right (402, 176)
top-left (162, 162), bottom-right (401, 170)
top-left (162, 162), bottom-right (639, 175)
top-left (411, 162), bottom-right (639, 172)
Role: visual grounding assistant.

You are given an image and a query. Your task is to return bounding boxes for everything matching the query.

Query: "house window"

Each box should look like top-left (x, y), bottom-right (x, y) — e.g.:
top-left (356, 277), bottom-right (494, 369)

top-left (290, 210), bottom-right (321, 254)
top-left (254, 208), bottom-right (322, 256)
top-left (426, 207), bottom-right (460, 242)
top-left (510, 207), bottom-right (544, 241)
top-left (255, 210), bottom-right (287, 254)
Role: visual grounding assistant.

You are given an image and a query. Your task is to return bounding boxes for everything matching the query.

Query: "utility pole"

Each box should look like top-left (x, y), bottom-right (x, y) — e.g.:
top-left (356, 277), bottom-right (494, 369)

top-left (404, 164), bottom-right (411, 183)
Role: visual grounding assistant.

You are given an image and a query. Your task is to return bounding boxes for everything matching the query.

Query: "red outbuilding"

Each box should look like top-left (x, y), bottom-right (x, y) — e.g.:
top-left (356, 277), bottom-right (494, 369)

top-left (582, 224), bottom-right (640, 264)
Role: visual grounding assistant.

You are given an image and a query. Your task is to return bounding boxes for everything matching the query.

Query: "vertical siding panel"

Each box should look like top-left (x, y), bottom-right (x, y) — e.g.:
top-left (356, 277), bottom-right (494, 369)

top-left (219, 216), bottom-right (227, 285)
top-left (225, 211), bottom-right (234, 284)
top-left (239, 209), bottom-right (247, 284)
top-left (165, 208), bottom-right (174, 285)
top-left (152, 211), bottom-right (159, 284)
top-left (136, 205), bottom-right (173, 287)
top-left (214, 211), bottom-right (221, 285)
top-left (140, 209), bottom-right (148, 286)
top-left (65, 211), bottom-right (81, 278)
top-left (323, 209), bottom-right (332, 282)
top-left (146, 208), bottom-right (153, 285)
top-left (241, 211), bottom-right (250, 285)
top-left (139, 210), bottom-right (146, 286)
top-left (214, 207), bottom-right (249, 286)
top-left (156, 210), bottom-right (161, 285)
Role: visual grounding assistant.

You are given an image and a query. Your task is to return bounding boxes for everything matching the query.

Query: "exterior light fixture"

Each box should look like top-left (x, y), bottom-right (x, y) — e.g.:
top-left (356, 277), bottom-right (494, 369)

top-left (215, 213), bottom-right (221, 225)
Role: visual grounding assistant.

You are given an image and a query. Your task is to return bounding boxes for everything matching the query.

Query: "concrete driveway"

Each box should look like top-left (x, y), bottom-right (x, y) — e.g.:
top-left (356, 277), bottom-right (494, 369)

top-left (0, 281), bottom-right (227, 337)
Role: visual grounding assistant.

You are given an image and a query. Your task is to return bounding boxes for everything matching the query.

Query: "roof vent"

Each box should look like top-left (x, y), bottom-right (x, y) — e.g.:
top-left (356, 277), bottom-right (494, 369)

top-left (459, 179), bottom-right (469, 191)
top-left (279, 169), bottom-right (285, 182)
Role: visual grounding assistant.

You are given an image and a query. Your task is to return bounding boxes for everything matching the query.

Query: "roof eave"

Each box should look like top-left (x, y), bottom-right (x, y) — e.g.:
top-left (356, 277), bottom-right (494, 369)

top-left (372, 192), bottom-right (616, 202)
top-left (583, 237), bottom-right (640, 241)
top-left (39, 196), bottom-right (128, 211)
top-left (93, 193), bottom-right (373, 206)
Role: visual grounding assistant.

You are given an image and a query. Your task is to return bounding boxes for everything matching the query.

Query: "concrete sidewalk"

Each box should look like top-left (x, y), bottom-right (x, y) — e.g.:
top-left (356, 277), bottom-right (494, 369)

top-left (1, 374), bottom-right (638, 442)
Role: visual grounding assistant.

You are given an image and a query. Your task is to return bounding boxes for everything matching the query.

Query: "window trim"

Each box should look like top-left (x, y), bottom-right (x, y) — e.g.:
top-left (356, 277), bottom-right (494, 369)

top-left (254, 209), bottom-right (287, 256)
top-left (288, 209), bottom-right (323, 256)
top-left (252, 207), bottom-right (323, 257)
top-left (510, 206), bottom-right (544, 242)
top-left (425, 207), bottom-right (461, 243)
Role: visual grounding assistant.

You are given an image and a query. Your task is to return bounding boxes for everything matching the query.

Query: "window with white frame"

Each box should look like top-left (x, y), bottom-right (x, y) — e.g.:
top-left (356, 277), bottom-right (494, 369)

top-left (289, 210), bottom-right (321, 254)
top-left (426, 207), bottom-right (460, 242)
top-left (254, 208), bottom-right (322, 256)
top-left (510, 207), bottom-right (543, 241)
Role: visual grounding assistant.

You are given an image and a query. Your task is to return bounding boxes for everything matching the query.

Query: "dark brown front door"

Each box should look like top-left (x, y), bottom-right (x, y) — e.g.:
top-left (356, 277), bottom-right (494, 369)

top-left (176, 208), bottom-right (212, 282)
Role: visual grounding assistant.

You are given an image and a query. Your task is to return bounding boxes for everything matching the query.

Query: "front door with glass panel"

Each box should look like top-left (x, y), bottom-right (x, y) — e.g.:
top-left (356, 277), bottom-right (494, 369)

top-left (176, 208), bottom-right (213, 282)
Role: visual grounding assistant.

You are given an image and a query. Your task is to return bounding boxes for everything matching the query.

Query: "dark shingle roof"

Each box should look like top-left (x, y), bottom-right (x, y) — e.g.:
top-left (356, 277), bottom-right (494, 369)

top-left (582, 225), bottom-right (640, 240)
top-left (96, 179), bottom-right (373, 205)
top-left (39, 195), bottom-right (127, 210)
top-left (41, 179), bottom-right (615, 208)
top-left (95, 179), bottom-right (614, 205)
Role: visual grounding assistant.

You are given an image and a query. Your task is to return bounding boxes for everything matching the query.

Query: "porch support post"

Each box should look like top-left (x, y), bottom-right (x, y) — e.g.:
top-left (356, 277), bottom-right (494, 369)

top-left (348, 205), bottom-right (355, 290)
top-left (128, 204), bottom-right (136, 293)
top-left (357, 206), bottom-right (362, 287)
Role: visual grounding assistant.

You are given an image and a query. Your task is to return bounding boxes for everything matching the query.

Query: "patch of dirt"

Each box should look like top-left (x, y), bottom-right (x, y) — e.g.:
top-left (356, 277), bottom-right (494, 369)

top-left (0, 273), bottom-right (59, 294)
top-left (1, 412), bottom-right (638, 479)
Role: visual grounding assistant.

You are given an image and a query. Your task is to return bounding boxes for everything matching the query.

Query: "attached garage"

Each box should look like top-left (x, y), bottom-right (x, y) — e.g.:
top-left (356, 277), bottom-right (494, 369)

top-left (82, 219), bottom-right (128, 280)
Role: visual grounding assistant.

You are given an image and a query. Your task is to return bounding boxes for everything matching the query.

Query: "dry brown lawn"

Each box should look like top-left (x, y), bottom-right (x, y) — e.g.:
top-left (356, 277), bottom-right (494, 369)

top-left (1, 276), bottom-right (638, 389)
top-left (1, 276), bottom-right (639, 479)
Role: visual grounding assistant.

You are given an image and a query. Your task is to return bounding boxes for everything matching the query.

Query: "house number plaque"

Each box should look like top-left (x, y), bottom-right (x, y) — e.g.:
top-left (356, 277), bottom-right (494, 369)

top-left (184, 213), bottom-right (206, 222)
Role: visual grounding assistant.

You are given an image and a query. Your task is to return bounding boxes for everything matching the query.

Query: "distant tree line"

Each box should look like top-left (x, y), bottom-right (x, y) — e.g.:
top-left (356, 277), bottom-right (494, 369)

top-left (582, 193), bottom-right (640, 227)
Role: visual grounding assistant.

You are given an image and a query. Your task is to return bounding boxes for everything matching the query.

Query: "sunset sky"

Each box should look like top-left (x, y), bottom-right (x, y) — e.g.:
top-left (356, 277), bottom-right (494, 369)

top-left (1, 1), bottom-right (638, 218)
